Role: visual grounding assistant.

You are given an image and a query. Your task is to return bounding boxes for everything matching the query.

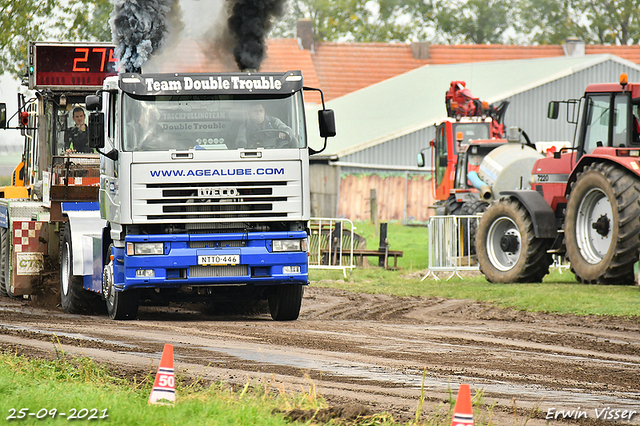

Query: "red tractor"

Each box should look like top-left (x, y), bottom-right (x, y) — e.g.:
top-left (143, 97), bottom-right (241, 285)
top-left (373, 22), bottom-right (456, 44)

top-left (476, 73), bottom-right (640, 284)
top-left (419, 81), bottom-right (510, 215)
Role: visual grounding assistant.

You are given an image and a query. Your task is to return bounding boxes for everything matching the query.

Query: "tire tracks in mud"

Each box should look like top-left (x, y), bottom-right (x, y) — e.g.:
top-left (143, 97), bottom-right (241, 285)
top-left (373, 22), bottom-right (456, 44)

top-left (1, 287), bottom-right (639, 425)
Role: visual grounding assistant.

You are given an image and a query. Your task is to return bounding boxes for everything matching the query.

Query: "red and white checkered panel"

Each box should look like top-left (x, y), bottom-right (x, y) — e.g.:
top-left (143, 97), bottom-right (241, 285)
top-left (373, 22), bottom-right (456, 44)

top-left (13, 221), bottom-right (44, 253)
top-left (11, 220), bottom-right (46, 294)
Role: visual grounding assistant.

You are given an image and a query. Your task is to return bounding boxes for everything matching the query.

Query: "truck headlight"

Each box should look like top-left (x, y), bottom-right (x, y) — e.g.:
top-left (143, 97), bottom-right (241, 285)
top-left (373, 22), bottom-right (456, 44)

top-left (127, 242), bottom-right (164, 255)
top-left (272, 238), bottom-right (307, 252)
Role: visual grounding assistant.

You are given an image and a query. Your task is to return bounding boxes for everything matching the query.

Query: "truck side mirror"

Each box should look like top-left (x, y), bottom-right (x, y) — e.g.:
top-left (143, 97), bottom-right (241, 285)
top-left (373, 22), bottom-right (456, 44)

top-left (417, 152), bottom-right (426, 167)
top-left (318, 109), bottom-right (336, 138)
top-left (86, 95), bottom-right (101, 111)
top-left (88, 112), bottom-right (105, 149)
top-left (547, 101), bottom-right (560, 119)
top-left (0, 103), bottom-right (5, 128)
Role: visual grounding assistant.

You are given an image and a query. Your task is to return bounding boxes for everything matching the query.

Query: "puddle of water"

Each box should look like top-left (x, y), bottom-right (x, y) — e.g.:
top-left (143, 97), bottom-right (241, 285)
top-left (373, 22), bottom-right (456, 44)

top-left (1, 324), bottom-right (137, 348)
top-left (195, 344), bottom-right (640, 409)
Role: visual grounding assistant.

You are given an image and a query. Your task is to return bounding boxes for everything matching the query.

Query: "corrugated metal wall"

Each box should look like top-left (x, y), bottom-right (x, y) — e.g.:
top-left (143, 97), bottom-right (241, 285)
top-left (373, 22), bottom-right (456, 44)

top-left (338, 59), bottom-right (640, 170)
top-left (341, 127), bottom-right (436, 171)
top-left (502, 61), bottom-right (640, 144)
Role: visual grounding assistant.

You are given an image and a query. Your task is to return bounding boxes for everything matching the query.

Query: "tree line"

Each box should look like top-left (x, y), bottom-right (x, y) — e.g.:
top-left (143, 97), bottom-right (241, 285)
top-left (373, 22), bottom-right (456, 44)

top-left (1, 0), bottom-right (639, 78)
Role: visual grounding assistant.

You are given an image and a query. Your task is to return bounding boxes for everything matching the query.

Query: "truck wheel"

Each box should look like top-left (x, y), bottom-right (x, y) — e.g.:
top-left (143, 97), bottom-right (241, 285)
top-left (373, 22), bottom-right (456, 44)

top-left (103, 253), bottom-right (139, 320)
top-left (460, 200), bottom-right (489, 256)
top-left (0, 228), bottom-right (10, 297)
top-left (444, 195), bottom-right (464, 215)
top-left (268, 284), bottom-right (303, 321)
top-left (476, 199), bottom-right (552, 283)
top-left (564, 163), bottom-right (640, 285)
top-left (60, 224), bottom-right (100, 314)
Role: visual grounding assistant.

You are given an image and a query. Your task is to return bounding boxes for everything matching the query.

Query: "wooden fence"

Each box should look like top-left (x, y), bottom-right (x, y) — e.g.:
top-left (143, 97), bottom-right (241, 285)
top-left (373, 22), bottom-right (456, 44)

top-left (338, 173), bottom-right (434, 223)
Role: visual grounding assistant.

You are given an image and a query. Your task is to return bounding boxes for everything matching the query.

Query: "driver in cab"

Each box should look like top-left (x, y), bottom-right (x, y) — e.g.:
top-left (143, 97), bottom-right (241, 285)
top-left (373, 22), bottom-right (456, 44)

top-left (235, 103), bottom-right (294, 148)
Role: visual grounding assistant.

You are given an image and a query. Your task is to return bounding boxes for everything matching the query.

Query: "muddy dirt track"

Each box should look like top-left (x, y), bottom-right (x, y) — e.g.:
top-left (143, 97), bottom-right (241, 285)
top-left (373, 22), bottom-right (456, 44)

top-left (1, 285), bottom-right (639, 425)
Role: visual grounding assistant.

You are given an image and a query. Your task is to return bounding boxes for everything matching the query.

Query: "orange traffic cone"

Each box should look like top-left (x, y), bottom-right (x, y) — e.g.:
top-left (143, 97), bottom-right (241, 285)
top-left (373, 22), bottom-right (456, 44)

top-left (148, 344), bottom-right (176, 405)
top-left (451, 384), bottom-right (474, 426)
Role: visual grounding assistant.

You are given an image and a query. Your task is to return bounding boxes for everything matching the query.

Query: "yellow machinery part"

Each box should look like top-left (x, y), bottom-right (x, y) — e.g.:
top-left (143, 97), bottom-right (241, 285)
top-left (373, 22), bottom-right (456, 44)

top-left (2, 161), bottom-right (29, 199)
top-left (3, 186), bottom-right (29, 199)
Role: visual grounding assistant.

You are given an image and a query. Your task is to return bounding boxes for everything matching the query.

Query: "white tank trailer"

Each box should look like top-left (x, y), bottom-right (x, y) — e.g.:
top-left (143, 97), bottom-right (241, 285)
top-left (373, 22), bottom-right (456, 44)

top-left (470, 143), bottom-right (543, 201)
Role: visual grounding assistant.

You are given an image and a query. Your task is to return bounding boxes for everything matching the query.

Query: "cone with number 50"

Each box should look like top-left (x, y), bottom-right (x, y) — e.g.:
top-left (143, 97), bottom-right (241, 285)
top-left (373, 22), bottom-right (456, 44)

top-left (149, 344), bottom-right (176, 405)
top-left (451, 384), bottom-right (473, 426)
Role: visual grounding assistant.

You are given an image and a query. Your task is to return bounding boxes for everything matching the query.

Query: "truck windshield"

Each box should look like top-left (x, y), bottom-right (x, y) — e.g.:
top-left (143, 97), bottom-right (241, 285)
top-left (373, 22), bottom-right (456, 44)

top-left (452, 122), bottom-right (491, 146)
top-left (122, 93), bottom-right (306, 151)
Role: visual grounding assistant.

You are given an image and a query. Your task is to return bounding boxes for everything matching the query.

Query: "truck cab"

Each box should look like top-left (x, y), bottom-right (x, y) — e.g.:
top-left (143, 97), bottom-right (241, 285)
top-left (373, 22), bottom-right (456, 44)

top-left (73, 70), bottom-right (335, 320)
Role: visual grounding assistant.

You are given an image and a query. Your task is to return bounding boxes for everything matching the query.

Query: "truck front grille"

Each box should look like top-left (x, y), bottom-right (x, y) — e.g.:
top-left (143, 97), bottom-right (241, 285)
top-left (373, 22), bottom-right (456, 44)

top-left (131, 161), bottom-right (303, 223)
top-left (137, 180), bottom-right (297, 221)
top-left (189, 241), bottom-right (246, 248)
top-left (189, 265), bottom-right (248, 278)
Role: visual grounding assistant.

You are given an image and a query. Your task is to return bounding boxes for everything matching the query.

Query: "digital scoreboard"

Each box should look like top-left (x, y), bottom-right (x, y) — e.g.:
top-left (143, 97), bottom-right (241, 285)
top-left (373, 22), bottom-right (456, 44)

top-left (29, 42), bottom-right (119, 90)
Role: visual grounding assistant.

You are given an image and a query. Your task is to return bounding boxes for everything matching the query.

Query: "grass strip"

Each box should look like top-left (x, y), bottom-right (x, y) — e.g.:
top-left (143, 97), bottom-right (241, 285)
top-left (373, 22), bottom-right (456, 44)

top-left (0, 349), bottom-right (327, 426)
top-left (0, 349), bottom-right (514, 426)
top-left (311, 221), bottom-right (640, 317)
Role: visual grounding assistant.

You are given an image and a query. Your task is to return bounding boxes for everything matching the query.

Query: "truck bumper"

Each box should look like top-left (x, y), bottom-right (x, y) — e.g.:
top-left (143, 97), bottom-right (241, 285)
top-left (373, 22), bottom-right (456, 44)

top-left (113, 231), bottom-right (309, 291)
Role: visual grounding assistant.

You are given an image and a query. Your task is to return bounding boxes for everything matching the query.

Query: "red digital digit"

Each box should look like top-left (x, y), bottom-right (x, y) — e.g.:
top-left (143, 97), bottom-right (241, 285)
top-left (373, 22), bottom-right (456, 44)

top-left (108, 48), bottom-right (119, 65)
top-left (93, 47), bottom-right (107, 72)
top-left (73, 48), bottom-right (90, 72)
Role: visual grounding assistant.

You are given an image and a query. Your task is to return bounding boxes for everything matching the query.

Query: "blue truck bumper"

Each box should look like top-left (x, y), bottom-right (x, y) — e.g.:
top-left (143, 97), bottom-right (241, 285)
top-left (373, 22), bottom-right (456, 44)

top-left (112, 231), bottom-right (309, 291)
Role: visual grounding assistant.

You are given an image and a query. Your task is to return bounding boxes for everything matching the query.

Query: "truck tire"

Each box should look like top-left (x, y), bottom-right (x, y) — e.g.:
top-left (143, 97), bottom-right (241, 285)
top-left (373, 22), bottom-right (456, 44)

top-left (476, 199), bottom-right (552, 283)
top-left (268, 284), bottom-right (303, 321)
top-left (103, 251), bottom-right (140, 320)
top-left (60, 224), bottom-right (101, 314)
top-left (0, 228), bottom-right (9, 297)
top-left (444, 195), bottom-right (463, 215)
top-left (564, 163), bottom-right (640, 285)
top-left (460, 200), bottom-right (489, 256)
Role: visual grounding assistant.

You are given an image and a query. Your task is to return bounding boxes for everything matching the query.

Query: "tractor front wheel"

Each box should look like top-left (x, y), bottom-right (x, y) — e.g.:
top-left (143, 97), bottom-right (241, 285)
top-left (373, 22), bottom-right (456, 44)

top-left (476, 199), bottom-right (552, 283)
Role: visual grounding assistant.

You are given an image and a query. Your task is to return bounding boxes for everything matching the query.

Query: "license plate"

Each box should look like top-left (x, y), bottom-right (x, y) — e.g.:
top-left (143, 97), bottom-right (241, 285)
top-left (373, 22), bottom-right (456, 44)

top-left (198, 255), bottom-right (240, 266)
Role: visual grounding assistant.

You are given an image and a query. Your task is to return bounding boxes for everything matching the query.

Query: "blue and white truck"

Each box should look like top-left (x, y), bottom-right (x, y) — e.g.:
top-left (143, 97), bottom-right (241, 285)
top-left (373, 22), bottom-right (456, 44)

top-left (0, 41), bottom-right (335, 321)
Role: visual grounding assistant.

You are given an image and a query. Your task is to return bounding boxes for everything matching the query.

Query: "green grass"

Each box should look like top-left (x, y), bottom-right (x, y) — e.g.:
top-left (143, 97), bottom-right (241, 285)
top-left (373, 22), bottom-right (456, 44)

top-left (312, 221), bottom-right (640, 317)
top-left (0, 350), bottom-right (510, 426)
top-left (0, 349), bottom-right (332, 426)
top-left (349, 221), bottom-right (429, 271)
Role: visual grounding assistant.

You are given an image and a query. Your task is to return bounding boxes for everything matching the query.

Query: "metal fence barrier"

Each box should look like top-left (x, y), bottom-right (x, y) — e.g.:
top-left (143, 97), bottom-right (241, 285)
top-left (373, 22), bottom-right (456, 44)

top-left (308, 218), bottom-right (357, 277)
top-left (422, 215), bottom-right (481, 281)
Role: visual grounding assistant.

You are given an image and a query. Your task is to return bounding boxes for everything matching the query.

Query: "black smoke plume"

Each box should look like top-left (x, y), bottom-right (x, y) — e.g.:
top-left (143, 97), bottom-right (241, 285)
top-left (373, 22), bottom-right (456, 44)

top-left (226, 0), bottom-right (286, 71)
top-left (110, 0), bottom-right (180, 73)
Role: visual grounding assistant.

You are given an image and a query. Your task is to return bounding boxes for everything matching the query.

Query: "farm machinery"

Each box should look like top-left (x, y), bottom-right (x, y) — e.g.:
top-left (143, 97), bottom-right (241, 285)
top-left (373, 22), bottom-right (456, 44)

top-left (476, 73), bottom-right (640, 285)
top-left (418, 81), bottom-right (541, 215)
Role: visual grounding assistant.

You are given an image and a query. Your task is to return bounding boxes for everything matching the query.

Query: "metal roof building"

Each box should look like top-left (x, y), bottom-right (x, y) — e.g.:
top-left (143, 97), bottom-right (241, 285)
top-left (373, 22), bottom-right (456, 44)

top-left (306, 54), bottom-right (640, 174)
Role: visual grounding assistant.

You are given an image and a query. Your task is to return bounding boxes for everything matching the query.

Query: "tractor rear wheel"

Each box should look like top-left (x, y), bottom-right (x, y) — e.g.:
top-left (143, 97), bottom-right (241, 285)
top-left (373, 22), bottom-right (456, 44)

top-left (476, 198), bottom-right (552, 283)
top-left (564, 163), bottom-right (640, 285)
